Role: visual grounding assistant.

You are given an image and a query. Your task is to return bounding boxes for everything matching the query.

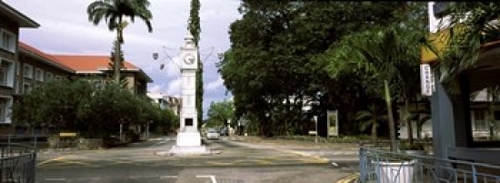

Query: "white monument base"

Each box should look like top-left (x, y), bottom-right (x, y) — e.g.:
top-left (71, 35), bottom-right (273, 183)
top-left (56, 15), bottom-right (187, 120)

top-left (176, 130), bottom-right (202, 146)
top-left (160, 128), bottom-right (210, 155)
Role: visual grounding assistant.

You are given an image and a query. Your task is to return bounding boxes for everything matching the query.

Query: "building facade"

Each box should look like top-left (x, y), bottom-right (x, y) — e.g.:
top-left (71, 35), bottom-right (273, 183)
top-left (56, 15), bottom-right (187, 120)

top-left (0, 1), bottom-right (153, 133)
top-left (0, 2), bottom-right (39, 131)
top-left (147, 92), bottom-right (182, 115)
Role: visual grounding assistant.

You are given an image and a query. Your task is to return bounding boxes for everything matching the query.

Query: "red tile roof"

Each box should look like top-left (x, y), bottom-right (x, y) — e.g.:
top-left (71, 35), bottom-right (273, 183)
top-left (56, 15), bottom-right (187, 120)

top-left (17, 42), bottom-right (152, 82)
top-left (18, 42), bottom-right (74, 72)
top-left (51, 55), bottom-right (139, 71)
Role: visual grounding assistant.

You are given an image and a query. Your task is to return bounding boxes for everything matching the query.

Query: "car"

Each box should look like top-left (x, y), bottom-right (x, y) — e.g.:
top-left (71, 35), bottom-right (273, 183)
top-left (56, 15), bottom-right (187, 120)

top-left (206, 129), bottom-right (219, 140)
top-left (219, 127), bottom-right (229, 136)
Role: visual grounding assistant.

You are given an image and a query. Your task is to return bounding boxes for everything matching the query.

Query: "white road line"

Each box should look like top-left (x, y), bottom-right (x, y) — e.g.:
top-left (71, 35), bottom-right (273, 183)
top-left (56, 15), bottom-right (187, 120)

top-left (196, 175), bottom-right (217, 183)
top-left (45, 178), bottom-right (67, 181)
top-left (160, 175), bottom-right (178, 179)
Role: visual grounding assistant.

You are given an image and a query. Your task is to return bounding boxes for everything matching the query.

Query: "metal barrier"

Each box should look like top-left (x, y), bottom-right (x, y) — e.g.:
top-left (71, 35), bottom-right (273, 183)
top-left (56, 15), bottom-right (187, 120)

top-left (359, 147), bottom-right (500, 183)
top-left (0, 143), bottom-right (36, 183)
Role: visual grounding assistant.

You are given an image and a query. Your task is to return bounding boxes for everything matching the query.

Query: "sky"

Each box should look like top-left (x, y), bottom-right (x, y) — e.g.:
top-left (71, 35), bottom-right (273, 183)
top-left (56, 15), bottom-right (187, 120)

top-left (5, 0), bottom-right (241, 117)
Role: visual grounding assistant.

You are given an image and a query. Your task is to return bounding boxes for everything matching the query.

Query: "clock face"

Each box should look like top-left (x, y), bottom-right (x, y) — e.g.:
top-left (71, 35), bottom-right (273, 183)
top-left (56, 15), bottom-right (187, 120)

top-left (183, 53), bottom-right (195, 65)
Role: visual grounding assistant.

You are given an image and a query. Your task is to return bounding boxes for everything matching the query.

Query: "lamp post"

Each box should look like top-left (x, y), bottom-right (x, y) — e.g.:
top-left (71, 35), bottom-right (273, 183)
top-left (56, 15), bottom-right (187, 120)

top-left (310, 99), bottom-right (320, 144)
top-left (313, 115), bottom-right (318, 144)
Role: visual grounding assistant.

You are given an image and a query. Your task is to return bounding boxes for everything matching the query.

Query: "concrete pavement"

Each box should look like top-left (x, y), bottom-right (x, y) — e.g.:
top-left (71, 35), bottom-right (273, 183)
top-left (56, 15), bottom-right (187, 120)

top-left (36, 135), bottom-right (361, 183)
top-left (225, 135), bottom-right (361, 183)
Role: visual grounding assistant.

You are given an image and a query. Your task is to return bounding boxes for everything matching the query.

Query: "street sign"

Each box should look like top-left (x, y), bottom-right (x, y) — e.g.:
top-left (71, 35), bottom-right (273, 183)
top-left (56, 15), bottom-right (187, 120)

top-left (420, 64), bottom-right (435, 96)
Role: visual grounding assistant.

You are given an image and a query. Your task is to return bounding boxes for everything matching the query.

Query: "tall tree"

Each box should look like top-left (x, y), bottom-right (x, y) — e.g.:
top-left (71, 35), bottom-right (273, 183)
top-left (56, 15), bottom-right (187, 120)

top-left (87, 0), bottom-right (153, 84)
top-left (220, 1), bottom-right (411, 136)
top-left (107, 39), bottom-right (128, 87)
top-left (342, 25), bottom-right (424, 151)
top-left (188, 0), bottom-right (203, 128)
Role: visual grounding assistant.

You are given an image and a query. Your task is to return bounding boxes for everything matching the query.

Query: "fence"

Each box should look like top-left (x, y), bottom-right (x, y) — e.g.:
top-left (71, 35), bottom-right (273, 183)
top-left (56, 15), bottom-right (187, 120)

top-left (359, 147), bottom-right (500, 183)
top-left (0, 143), bottom-right (36, 183)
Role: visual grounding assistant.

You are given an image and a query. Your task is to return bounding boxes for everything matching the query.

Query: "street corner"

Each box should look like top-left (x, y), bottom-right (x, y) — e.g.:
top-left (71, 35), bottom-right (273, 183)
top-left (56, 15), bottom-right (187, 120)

top-left (334, 173), bottom-right (359, 183)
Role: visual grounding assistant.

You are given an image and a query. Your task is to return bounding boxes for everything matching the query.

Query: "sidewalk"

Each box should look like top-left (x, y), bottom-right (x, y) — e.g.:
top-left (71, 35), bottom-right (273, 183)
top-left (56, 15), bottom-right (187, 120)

top-left (226, 135), bottom-right (360, 155)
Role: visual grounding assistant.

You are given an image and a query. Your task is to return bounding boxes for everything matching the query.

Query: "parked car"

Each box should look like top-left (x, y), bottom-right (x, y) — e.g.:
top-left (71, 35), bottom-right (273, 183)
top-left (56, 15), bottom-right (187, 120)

top-left (206, 129), bottom-right (219, 140)
top-left (219, 127), bottom-right (229, 136)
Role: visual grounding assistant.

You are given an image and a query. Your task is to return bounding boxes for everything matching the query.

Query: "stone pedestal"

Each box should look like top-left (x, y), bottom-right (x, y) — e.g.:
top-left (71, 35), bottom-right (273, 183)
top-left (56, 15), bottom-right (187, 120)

top-left (167, 127), bottom-right (208, 155)
top-left (176, 128), bottom-right (202, 146)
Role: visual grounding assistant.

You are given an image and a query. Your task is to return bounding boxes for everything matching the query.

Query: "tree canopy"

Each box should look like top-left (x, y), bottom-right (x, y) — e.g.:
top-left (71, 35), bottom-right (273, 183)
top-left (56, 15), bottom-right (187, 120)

top-left (218, 1), bottom-right (428, 137)
top-left (12, 79), bottom-right (176, 138)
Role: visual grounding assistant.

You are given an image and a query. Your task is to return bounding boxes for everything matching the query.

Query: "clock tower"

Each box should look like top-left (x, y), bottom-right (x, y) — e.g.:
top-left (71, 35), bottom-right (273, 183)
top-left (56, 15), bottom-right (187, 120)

top-left (169, 30), bottom-right (207, 154)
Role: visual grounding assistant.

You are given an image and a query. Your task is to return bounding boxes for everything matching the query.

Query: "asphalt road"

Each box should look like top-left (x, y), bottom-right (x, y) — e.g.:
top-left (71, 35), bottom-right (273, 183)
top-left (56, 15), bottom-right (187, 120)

top-left (35, 136), bottom-right (359, 183)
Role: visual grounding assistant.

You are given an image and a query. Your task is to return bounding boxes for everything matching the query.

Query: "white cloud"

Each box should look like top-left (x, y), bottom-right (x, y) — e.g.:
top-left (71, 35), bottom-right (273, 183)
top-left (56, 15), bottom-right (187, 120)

top-left (148, 84), bottom-right (163, 93)
top-left (166, 77), bottom-right (183, 96)
top-left (205, 77), bottom-right (224, 91)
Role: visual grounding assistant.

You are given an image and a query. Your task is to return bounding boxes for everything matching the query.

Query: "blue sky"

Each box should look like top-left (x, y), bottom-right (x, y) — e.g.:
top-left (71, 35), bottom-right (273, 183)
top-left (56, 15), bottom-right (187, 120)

top-left (5, 0), bottom-right (241, 117)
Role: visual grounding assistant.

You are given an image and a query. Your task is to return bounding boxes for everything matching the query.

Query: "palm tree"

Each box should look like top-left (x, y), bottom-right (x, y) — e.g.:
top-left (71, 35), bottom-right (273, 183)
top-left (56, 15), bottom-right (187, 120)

top-left (435, 2), bottom-right (500, 94)
top-left (87, 0), bottom-right (153, 84)
top-left (355, 103), bottom-right (387, 140)
top-left (350, 26), bottom-right (423, 151)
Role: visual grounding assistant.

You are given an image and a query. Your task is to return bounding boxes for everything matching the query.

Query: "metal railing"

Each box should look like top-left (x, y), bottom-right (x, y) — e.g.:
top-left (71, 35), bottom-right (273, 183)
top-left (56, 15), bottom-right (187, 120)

top-left (0, 143), bottom-right (36, 183)
top-left (359, 147), bottom-right (500, 183)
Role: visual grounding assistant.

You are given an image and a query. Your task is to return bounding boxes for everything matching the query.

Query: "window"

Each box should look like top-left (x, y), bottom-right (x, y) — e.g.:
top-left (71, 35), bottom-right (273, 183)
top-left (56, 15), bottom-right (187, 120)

top-left (433, 2), bottom-right (451, 18)
top-left (0, 63), bottom-right (6, 85)
top-left (35, 68), bottom-right (43, 81)
top-left (495, 111), bottom-right (500, 121)
top-left (473, 110), bottom-right (488, 131)
top-left (23, 64), bottom-right (33, 79)
top-left (55, 75), bottom-right (62, 81)
top-left (0, 97), bottom-right (12, 123)
top-left (23, 83), bottom-right (31, 94)
top-left (0, 29), bottom-right (16, 53)
top-left (0, 59), bottom-right (14, 87)
top-left (45, 72), bottom-right (53, 81)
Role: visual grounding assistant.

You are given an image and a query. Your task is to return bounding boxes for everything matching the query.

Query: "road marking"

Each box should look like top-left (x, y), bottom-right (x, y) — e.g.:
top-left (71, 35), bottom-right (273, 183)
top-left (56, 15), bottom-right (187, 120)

top-left (206, 161), bottom-right (233, 165)
top-left (45, 178), bottom-right (67, 181)
top-left (37, 156), bottom-right (67, 166)
top-left (160, 175), bottom-right (178, 179)
top-left (335, 173), bottom-right (359, 183)
top-left (196, 175), bottom-right (217, 183)
top-left (277, 149), bottom-right (330, 163)
top-left (109, 160), bottom-right (140, 165)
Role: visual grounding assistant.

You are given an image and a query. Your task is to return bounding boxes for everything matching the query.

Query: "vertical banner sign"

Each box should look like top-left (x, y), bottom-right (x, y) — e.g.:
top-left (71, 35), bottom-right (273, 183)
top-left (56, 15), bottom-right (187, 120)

top-left (420, 64), bottom-right (434, 96)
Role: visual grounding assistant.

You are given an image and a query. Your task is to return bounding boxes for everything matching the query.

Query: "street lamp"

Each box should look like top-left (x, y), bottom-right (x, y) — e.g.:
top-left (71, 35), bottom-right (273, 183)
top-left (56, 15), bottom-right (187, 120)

top-left (310, 99), bottom-right (320, 144)
top-left (153, 46), bottom-right (180, 70)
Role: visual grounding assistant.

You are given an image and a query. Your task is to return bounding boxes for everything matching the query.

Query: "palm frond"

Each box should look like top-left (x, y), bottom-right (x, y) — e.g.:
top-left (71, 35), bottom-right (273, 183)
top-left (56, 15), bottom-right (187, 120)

top-left (436, 2), bottom-right (500, 94)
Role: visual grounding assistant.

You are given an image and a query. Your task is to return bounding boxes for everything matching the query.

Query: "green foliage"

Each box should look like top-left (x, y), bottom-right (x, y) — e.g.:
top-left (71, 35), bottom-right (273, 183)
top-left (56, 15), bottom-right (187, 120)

top-left (220, 1), bottom-right (426, 137)
top-left (12, 79), bottom-right (95, 131)
top-left (399, 140), bottom-right (425, 150)
top-left (188, 0), bottom-right (203, 128)
top-left (107, 39), bottom-right (128, 87)
top-left (12, 80), bottom-right (175, 138)
top-left (157, 108), bottom-right (179, 134)
top-left (206, 100), bottom-right (234, 128)
top-left (355, 103), bottom-right (387, 139)
top-left (87, 0), bottom-right (153, 42)
top-left (432, 2), bottom-right (500, 94)
top-left (87, 0), bottom-right (153, 84)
